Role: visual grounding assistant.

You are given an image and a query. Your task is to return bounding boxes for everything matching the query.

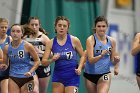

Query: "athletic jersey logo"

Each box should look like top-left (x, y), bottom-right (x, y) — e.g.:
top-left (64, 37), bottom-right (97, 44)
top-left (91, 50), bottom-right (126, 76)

top-left (65, 48), bottom-right (69, 50)
top-left (5, 42), bottom-right (9, 45)
top-left (9, 50), bottom-right (24, 58)
top-left (99, 46), bottom-right (102, 49)
top-left (54, 51), bottom-right (73, 60)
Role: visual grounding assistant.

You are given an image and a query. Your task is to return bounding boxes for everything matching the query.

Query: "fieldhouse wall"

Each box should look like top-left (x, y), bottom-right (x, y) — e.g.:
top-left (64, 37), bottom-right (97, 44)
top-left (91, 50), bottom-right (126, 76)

top-left (106, 0), bottom-right (139, 93)
top-left (0, 0), bottom-right (23, 25)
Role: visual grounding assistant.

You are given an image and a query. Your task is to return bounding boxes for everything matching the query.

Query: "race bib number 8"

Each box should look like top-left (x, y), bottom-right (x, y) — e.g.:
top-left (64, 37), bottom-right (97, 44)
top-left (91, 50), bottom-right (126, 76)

top-left (18, 50), bottom-right (24, 58)
top-left (27, 83), bottom-right (33, 92)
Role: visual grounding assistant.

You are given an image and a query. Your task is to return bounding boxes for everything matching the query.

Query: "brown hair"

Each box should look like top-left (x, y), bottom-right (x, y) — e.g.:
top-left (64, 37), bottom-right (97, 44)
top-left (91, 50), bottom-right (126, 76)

top-left (0, 18), bottom-right (8, 24)
top-left (55, 16), bottom-right (70, 28)
top-left (94, 16), bottom-right (108, 27)
top-left (28, 16), bottom-right (48, 35)
top-left (54, 16), bottom-right (70, 33)
top-left (92, 16), bottom-right (108, 32)
top-left (11, 24), bottom-right (24, 35)
top-left (22, 24), bottom-right (35, 38)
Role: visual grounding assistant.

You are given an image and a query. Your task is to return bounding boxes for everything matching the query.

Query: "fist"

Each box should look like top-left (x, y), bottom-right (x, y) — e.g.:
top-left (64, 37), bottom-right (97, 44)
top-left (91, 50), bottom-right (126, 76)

top-left (0, 64), bottom-right (8, 71)
top-left (114, 68), bottom-right (119, 75)
top-left (113, 56), bottom-right (120, 64)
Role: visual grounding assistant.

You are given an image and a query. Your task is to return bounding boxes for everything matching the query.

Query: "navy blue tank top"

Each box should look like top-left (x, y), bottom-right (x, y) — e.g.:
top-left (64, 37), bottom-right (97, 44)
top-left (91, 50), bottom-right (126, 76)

top-left (52, 34), bottom-right (78, 72)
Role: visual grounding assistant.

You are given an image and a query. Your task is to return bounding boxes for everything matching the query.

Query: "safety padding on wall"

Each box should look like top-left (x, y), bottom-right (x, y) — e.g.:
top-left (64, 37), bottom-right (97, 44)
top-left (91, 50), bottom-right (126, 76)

top-left (115, 0), bottom-right (132, 8)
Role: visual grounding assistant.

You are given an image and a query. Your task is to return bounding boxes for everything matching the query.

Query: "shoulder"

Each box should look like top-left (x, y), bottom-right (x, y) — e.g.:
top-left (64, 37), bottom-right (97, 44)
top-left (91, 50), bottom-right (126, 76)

top-left (70, 35), bottom-right (79, 40)
top-left (48, 38), bottom-right (54, 48)
top-left (7, 36), bottom-right (12, 42)
top-left (50, 38), bottom-right (54, 44)
top-left (86, 35), bottom-right (94, 44)
top-left (70, 35), bottom-right (80, 43)
top-left (70, 35), bottom-right (82, 48)
top-left (135, 33), bottom-right (140, 38)
top-left (41, 33), bottom-right (50, 44)
top-left (107, 36), bottom-right (116, 46)
top-left (108, 36), bottom-right (116, 42)
top-left (132, 33), bottom-right (140, 43)
top-left (136, 32), bottom-right (140, 36)
top-left (41, 34), bottom-right (49, 39)
top-left (3, 44), bottom-right (9, 53)
top-left (87, 35), bottom-right (94, 40)
top-left (24, 40), bottom-right (34, 49)
top-left (5, 44), bottom-right (9, 49)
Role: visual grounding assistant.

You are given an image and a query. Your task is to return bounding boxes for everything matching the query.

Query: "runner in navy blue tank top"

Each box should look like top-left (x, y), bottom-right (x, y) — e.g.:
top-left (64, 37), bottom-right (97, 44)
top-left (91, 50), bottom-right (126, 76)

top-left (42, 16), bottom-right (85, 93)
top-left (85, 16), bottom-right (120, 93)
top-left (131, 33), bottom-right (140, 89)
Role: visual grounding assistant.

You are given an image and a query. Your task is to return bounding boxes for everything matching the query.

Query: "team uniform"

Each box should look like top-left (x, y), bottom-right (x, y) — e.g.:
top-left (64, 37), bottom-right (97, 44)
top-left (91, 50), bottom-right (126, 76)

top-left (135, 52), bottom-right (140, 77)
top-left (52, 34), bottom-right (80, 87)
top-left (0, 36), bottom-right (10, 81)
top-left (25, 34), bottom-right (51, 78)
top-left (8, 40), bottom-right (34, 88)
top-left (84, 34), bottom-right (112, 84)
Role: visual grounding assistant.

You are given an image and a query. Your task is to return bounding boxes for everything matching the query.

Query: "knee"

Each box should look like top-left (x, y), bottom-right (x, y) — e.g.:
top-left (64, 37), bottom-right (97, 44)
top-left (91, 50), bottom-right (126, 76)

top-left (33, 87), bottom-right (39, 93)
top-left (33, 90), bottom-right (39, 93)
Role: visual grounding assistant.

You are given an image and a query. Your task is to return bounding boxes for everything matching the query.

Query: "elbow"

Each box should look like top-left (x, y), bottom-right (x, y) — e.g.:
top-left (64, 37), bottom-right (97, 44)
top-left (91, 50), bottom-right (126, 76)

top-left (0, 59), bottom-right (3, 63)
top-left (131, 52), bottom-right (135, 56)
top-left (41, 61), bottom-right (46, 66)
top-left (131, 50), bottom-right (136, 56)
top-left (41, 59), bottom-right (49, 66)
top-left (88, 57), bottom-right (94, 64)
